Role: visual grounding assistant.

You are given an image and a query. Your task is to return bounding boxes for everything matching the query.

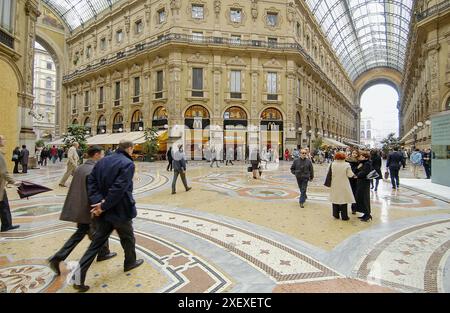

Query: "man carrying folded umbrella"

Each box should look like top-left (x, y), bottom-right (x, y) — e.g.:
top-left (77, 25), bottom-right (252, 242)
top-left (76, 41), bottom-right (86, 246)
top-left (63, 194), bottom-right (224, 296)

top-left (48, 145), bottom-right (117, 276)
top-left (0, 135), bottom-right (20, 232)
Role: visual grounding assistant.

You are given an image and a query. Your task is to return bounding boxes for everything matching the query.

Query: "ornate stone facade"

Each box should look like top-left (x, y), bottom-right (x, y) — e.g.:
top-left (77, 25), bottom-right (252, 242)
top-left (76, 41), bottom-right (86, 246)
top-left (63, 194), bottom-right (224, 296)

top-left (61, 0), bottom-right (358, 155)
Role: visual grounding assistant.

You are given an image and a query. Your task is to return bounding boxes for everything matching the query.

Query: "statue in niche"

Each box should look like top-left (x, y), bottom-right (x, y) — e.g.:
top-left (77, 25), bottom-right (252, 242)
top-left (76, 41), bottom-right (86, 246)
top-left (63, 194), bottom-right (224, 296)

top-left (170, 0), bottom-right (181, 10)
top-left (287, 2), bottom-right (295, 23)
top-left (251, 0), bottom-right (258, 20)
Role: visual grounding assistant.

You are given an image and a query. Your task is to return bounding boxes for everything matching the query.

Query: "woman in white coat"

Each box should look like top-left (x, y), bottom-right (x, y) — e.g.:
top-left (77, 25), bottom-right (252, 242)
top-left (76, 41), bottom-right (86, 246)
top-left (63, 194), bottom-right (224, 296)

top-left (328, 151), bottom-right (356, 220)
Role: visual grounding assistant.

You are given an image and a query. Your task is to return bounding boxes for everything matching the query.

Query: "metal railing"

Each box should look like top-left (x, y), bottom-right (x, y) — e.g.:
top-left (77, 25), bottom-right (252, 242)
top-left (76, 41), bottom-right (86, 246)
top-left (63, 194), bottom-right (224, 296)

top-left (416, 1), bottom-right (450, 22)
top-left (0, 28), bottom-right (14, 49)
top-left (63, 33), bottom-right (352, 107)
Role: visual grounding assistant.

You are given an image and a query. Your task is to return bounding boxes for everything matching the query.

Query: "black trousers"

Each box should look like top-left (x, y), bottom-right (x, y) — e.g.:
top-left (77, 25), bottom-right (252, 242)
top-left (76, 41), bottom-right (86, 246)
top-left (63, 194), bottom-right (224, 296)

top-left (13, 161), bottom-right (19, 173)
top-left (172, 170), bottom-right (188, 192)
top-left (167, 159), bottom-right (172, 171)
top-left (21, 164), bottom-right (28, 173)
top-left (332, 204), bottom-right (349, 220)
top-left (389, 168), bottom-right (400, 188)
top-left (50, 221), bottom-right (110, 262)
top-left (0, 192), bottom-right (13, 231)
top-left (73, 218), bottom-right (136, 285)
top-left (424, 164), bottom-right (431, 179)
top-left (226, 160), bottom-right (234, 165)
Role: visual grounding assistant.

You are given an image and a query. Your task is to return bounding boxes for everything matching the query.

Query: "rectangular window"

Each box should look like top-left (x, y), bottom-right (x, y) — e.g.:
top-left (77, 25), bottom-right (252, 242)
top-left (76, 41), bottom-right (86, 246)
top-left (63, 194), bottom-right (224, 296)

top-left (267, 72), bottom-right (277, 100)
top-left (99, 86), bottom-right (104, 104)
top-left (133, 76), bottom-right (140, 103)
top-left (84, 91), bottom-right (90, 111)
top-left (72, 94), bottom-right (77, 113)
top-left (135, 19), bottom-right (143, 34)
top-left (230, 70), bottom-right (241, 98)
top-left (230, 35), bottom-right (241, 45)
top-left (86, 46), bottom-right (91, 58)
top-left (267, 13), bottom-right (278, 26)
top-left (100, 37), bottom-right (106, 50)
top-left (45, 92), bottom-right (52, 105)
top-left (0, 0), bottom-right (13, 32)
top-left (114, 81), bottom-right (120, 106)
top-left (156, 70), bottom-right (163, 99)
top-left (46, 62), bottom-right (52, 70)
top-left (192, 31), bottom-right (203, 42)
top-left (116, 29), bottom-right (123, 43)
top-left (192, 68), bottom-right (203, 97)
top-left (45, 77), bottom-right (52, 89)
top-left (268, 37), bottom-right (277, 48)
top-left (192, 4), bottom-right (204, 19)
top-left (297, 79), bottom-right (301, 100)
top-left (230, 9), bottom-right (241, 22)
top-left (158, 9), bottom-right (166, 24)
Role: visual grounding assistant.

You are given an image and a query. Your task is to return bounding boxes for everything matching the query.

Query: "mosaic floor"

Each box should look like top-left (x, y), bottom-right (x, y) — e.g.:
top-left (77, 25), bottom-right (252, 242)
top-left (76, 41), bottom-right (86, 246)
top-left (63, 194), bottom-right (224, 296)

top-left (1, 160), bottom-right (449, 293)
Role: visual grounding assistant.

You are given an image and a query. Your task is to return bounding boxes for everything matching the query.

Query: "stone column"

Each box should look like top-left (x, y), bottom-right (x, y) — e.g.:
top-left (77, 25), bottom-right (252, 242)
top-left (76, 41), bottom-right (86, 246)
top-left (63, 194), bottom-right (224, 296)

top-left (285, 69), bottom-right (297, 151)
top-left (426, 43), bottom-right (440, 114)
top-left (249, 57), bottom-right (260, 154)
top-left (168, 52), bottom-right (183, 141)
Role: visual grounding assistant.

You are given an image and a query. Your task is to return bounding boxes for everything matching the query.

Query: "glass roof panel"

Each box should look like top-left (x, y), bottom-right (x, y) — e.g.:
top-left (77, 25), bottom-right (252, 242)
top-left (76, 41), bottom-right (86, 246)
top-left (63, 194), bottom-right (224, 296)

top-left (306, 0), bottom-right (413, 81)
top-left (42, 0), bottom-right (121, 31)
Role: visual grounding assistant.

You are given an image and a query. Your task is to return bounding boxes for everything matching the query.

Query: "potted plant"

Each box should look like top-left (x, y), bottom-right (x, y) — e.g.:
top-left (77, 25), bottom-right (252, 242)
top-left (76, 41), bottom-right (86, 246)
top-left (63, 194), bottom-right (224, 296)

top-left (143, 127), bottom-right (159, 162)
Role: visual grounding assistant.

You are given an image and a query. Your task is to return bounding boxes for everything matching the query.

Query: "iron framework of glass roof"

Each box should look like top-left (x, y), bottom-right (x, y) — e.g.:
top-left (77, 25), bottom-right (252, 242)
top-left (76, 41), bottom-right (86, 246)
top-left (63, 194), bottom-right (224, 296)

top-left (41, 0), bottom-right (122, 32)
top-left (305, 0), bottom-right (414, 81)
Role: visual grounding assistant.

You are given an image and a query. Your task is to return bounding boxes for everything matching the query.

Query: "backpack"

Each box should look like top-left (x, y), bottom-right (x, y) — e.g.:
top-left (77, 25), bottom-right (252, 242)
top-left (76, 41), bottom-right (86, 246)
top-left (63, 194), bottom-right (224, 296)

top-left (410, 152), bottom-right (422, 165)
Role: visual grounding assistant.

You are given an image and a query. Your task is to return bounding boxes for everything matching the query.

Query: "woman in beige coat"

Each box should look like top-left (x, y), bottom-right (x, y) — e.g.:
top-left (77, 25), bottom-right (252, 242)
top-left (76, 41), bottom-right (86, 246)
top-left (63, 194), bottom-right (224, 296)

top-left (328, 152), bottom-right (356, 220)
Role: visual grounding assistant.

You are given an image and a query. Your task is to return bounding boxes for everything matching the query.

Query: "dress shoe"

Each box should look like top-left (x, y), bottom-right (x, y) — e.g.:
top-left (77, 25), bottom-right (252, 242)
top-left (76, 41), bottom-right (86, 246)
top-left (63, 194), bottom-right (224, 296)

top-left (360, 215), bottom-right (372, 222)
top-left (59, 184), bottom-right (66, 187)
top-left (48, 258), bottom-right (61, 275)
top-left (186, 187), bottom-right (192, 192)
top-left (171, 191), bottom-right (176, 194)
top-left (0, 225), bottom-right (20, 232)
top-left (341, 217), bottom-right (350, 221)
top-left (124, 259), bottom-right (144, 272)
top-left (300, 202), bottom-right (304, 208)
top-left (96, 252), bottom-right (117, 262)
top-left (73, 284), bottom-right (90, 292)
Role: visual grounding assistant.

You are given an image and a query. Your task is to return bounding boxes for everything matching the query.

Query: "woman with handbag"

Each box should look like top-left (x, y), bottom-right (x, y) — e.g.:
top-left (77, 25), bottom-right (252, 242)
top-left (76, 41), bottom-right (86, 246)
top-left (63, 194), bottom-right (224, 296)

top-left (12, 147), bottom-right (20, 174)
top-left (327, 152), bottom-right (355, 220)
top-left (370, 149), bottom-right (382, 191)
top-left (355, 151), bottom-right (373, 222)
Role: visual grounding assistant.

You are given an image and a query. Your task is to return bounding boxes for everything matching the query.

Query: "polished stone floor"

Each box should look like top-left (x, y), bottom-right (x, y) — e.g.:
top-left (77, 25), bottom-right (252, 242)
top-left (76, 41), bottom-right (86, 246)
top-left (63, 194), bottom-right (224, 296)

top-left (1, 159), bottom-right (449, 293)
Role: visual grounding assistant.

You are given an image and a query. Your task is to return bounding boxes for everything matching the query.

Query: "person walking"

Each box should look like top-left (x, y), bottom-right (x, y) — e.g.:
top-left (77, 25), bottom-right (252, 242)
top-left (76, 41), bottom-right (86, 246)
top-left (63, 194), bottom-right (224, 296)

top-left (210, 148), bottom-right (220, 168)
top-left (422, 148), bottom-right (432, 179)
top-left (346, 149), bottom-right (360, 214)
top-left (50, 145), bottom-right (58, 164)
top-left (402, 149), bottom-right (408, 169)
top-left (48, 146), bottom-right (117, 276)
top-left (328, 152), bottom-right (355, 220)
top-left (72, 140), bottom-right (143, 292)
top-left (0, 135), bottom-right (20, 232)
top-left (225, 147), bottom-right (234, 166)
top-left (41, 147), bottom-right (49, 167)
top-left (59, 142), bottom-right (80, 187)
top-left (386, 147), bottom-right (403, 189)
top-left (292, 148), bottom-right (300, 160)
top-left (172, 144), bottom-right (192, 194)
top-left (370, 149), bottom-right (382, 192)
top-left (410, 148), bottom-right (423, 178)
top-left (58, 147), bottom-right (64, 162)
top-left (284, 149), bottom-right (290, 161)
top-left (19, 145), bottom-right (29, 174)
top-left (166, 146), bottom-right (173, 171)
top-left (290, 149), bottom-right (314, 208)
top-left (12, 146), bottom-right (20, 174)
top-left (250, 149), bottom-right (261, 179)
top-left (355, 151), bottom-right (373, 222)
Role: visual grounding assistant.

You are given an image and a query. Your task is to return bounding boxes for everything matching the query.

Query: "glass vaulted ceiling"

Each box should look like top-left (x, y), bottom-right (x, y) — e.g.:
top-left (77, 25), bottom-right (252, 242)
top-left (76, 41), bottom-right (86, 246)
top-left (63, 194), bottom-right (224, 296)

top-left (305, 0), bottom-right (414, 81)
top-left (42, 0), bottom-right (122, 31)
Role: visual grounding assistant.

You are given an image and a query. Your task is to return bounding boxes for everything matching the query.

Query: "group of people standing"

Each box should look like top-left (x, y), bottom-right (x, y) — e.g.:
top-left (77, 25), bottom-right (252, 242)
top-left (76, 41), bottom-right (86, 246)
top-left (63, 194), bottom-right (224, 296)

top-left (11, 145), bottom-right (29, 174)
top-left (36, 145), bottom-right (65, 166)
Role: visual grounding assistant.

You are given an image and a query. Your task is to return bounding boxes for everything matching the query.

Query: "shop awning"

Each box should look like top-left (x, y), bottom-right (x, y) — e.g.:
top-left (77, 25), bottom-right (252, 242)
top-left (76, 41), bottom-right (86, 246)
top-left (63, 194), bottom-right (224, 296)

top-left (343, 140), bottom-right (365, 149)
top-left (322, 137), bottom-right (348, 148)
top-left (47, 138), bottom-right (65, 146)
top-left (87, 132), bottom-right (146, 145)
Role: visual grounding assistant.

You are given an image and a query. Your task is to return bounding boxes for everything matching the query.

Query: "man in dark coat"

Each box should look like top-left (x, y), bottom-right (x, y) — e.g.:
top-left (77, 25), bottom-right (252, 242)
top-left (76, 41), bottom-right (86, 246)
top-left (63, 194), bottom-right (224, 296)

top-left (19, 145), bottom-right (29, 173)
top-left (48, 145), bottom-right (116, 276)
top-left (422, 148), bottom-right (432, 179)
top-left (386, 146), bottom-right (403, 189)
top-left (172, 144), bottom-right (192, 194)
top-left (290, 149), bottom-right (314, 208)
top-left (72, 140), bottom-right (143, 292)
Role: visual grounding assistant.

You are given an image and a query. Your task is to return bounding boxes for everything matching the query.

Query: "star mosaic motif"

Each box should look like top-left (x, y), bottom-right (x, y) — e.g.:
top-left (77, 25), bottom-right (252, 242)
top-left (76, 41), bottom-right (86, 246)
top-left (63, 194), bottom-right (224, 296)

top-left (394, 259), bottom-right (409, 265)
top-left (242, 241), bottom-right (251, 245)
top-left (226, 234), bottom-right (234, 238)
top-left (182, 220), bottom-right (189, 223)
top-left (260, 249), bottom-right (270, 255)
top-left (415, 238), bottom-right (428, 244)
top-left (210, 228), bottom-right (218, 232)
top-left (406, 244), bottom-right (418, 248)
top-left (169, 217), bottom-right (176, 220)
top-left (196, 224), bottom-right (204, 227)
top-left (400, 250), bottom-right (413, 256)
top-left (280, 260), bottom-right (291, 266)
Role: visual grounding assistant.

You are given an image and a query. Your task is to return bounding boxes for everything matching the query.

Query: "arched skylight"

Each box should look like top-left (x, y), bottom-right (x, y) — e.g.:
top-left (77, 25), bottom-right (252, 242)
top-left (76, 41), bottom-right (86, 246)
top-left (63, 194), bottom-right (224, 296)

top-left (305, 0), bottom-right (414, 81)
top-left (41, 0), bottom-right (122, 32)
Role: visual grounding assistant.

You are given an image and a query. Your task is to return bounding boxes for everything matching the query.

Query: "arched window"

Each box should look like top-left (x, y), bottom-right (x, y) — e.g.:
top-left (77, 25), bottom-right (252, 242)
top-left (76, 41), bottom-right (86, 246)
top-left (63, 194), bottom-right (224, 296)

top-left (185, 105), bottom-right (210, 118)
top-left (260, 108), bottom-right (282, 120)
top-left (84, 117), bottom-right (92, 134)
top-left (112, 112), bottom-right (124, 133)
top-left (367, 130), bottom-right (372, 139)
top-left (224, 106), bottom-right (247, 120)
top-left (72, 119), bottom-right (78, 125)
top-left (97, 115), bottom-right (107, 134)
top-left (446, 96), bottom-right (450, 110)
top-left (152, 106), bottom-right (168, 129)
top-left (131, 110), bottom-right (144, 132)
top-left (361, 130), bottom-right (365, 139)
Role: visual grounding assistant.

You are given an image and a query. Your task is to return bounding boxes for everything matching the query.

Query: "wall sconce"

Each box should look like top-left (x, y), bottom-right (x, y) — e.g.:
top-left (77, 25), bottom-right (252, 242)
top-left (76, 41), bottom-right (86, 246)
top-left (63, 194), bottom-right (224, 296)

top-left (119, 127), bottom-right (123, 132)
top-left (417, 121), bottom-right (423, 127)
top-left (298, 127), bottom-right (302, 132)
top-left (164, 124), bottom-right (169, 129)
top-left (101, 129), bottom-right (106, 133)
top-left (138, 126), bottom-right (143, 131)
top-left (425, 120), bottom-right (431, 126)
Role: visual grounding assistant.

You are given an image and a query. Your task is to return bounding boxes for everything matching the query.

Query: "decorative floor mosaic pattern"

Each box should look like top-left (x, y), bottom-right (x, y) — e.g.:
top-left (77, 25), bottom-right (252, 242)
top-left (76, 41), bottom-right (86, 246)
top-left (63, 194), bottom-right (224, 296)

top-left (1, 161), bottom-right (449, 292)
